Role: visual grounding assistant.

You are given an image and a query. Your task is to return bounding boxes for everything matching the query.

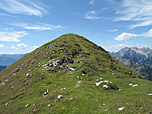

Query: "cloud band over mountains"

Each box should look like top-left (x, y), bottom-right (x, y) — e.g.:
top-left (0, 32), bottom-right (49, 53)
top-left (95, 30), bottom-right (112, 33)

top-left (115, 29), bottom-right (152, 41)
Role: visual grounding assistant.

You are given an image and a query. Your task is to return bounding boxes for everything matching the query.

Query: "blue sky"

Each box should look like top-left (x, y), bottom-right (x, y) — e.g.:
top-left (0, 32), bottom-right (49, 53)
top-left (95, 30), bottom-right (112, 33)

top-left (0, 0), bottom-right (152, 53)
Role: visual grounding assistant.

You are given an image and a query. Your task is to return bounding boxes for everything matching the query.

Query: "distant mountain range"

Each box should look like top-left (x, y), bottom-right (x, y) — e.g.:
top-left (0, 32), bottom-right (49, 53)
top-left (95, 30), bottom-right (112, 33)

top-left (0, 54), bottom-right (27, 71)
top-left (111, 47), bottom-right (152, 81)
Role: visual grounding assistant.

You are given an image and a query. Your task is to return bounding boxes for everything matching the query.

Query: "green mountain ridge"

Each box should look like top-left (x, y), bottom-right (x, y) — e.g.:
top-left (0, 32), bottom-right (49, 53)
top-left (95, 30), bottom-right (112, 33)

top-left (0, 34), bottom-right (152, 114)
top-left (0, 65), bottom-right (7, 72)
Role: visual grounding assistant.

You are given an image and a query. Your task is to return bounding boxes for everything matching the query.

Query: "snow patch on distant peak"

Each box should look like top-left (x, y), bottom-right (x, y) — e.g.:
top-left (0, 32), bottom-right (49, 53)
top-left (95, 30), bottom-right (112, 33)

top-left (131, 48), bottom-right (148, 58)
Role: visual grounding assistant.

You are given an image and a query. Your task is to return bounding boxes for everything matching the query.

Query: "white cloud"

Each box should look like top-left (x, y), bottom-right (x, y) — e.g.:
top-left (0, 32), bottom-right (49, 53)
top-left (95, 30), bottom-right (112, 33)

top-left (115, 32), bottom-right (138, 41)
top-left (104, 44), bottom-right (149, 52)
top-left (8, 23), bottom-right (64, 31)
top-left (17, 43), bottom-right (27, 49)
top-left (129, 20), bottom-right (152, 29)
top-left (0, 0), bottom-right (47, 17)
top-left (0, 44), bottom-right (4, 48)
top-left (108, 29), bottom-right (118, 32)
top-left (89, 0), bottom-right (95, 5)
top-left (116, 0), bottom-right (152, 29)
top-left (0, 13), bottom-right (11, 16)
top-left (33, 45), bottom-right (38, 49)
top-left (10, 46), bottom-right (18, 49)
top-left (115, 29), bottom-right (152, 41)
top-left (142, 29), bottom-right (152, 37)
top-left (85, 11), bottom-right (101, 20)
top-left (104, 44), bottom-right (128, 52)
top-left (0, 31), bottom-right (28, 42)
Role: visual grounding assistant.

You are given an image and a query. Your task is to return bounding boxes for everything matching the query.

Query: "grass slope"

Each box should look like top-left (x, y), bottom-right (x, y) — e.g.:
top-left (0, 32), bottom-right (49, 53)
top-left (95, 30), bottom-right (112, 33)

top-left (0, 34), bottom-right (152, 114)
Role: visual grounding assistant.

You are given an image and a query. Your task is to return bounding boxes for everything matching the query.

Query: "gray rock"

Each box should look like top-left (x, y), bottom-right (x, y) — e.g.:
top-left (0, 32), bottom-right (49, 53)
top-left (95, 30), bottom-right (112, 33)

top-left (42, 64), bottom-right (49, 69)
top-left (61, 57), bottom-right (73, 63)
top-left (36, 51), bottom-right (40, 55)
top-left (14, 68), bottom-right (20, 72)
top-left (26, 73), bottom-right (32, 77)
top-left (52, 50), bottom-right (57, 54)
top-left (58, 95), bottom-right (63, 99)
top-left (44, 89), bottom-right (49, 95)
top-left (52, 57), bottom-right (74, 67)
top-left (67, 65), bottom-right (76, 71)
top-left (60, 66), bottom-right (65, 69)
top-left (53, 60), bottom-right (61, 67)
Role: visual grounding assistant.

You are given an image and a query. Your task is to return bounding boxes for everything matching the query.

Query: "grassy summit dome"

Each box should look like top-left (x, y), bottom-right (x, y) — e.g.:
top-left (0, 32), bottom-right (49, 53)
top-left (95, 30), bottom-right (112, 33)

top-left (0, 34), bottom-right (151, 114)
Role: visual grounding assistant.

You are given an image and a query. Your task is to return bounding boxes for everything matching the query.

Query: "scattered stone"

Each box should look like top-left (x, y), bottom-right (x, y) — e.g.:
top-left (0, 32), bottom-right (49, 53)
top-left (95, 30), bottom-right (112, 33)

top-left (60, 66), bottom-right (65, 69)
top-left (43, 95), bottom-right (47, 99)
top-left (82, 71), bottom-right (86, 75)
top-left (104, 109), bottom-right (108, 111)
top-left (5, 103), bottom-right (9, 106)
top-left (0, 81), bottom-right (5, 87)
top-left (82, 73), bottom-right (85, 76)
top-left (112, 73), bottom-right (115, 75)
top-left (33, 109), bottom-right (37, 113)
top-left (74, 96), bottom-right (77, 99)
top-left (95, 80), bottom-right (112, 87)
top-left (58, 95), bottom-right (63, 99)
top-left (118, 107), bottom-right (125, 111)
top-left (100, 78), bottom-right (103, 80)
top-left (48, 104), bottom-right (53, 107)
top-left (129, 83), bottom-right (138, 87)
top-left (78, 80), bottom-right (82, 84)
top-left (70, 98), bottom-right (74, 100)
top-left (75, 84), bottom-right (80, 88)
top-left (14, 68), bottom-right (20, 72)
top-left (129, 71), bottom-right (132, 75)
top-left (52, 50), bottom-right (57, 54)
top-left (132, 84), bottom-right (138, 87)
top-left (61, 88), bottom-right (63, 91)
top-left (77, 76), bottom-right (81, 79)
top-left (102, 85), bottom-right (108, 89)
top-left (44, 90), bottom-right (49, 95)
top-left (25, 104), bottom-right (29, 107)
top-left (74, 60), bottom-right (81, 63)
top-left (26, 73), bottom-right (32, 77)
top-left (96, 79), bottom-right (99, 81)
top-left (95, 81), bottom-right (104, 86)
top-left (42, 64), bottom-right (49, 69)
top-left (53, 57), bottom-right (74, 67)
top-left (118, 89), bottom-right (122, 92)
top-left (104, 80), bottom-right (110, 84)
top-left (147, 94), bottom-right (152, 96)
top-left (67, 66), bottom-right (76, 71)
top-left (36, 51), bottom-right (40, 55)
top-left (53, 60), bottom-right (61, 67)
